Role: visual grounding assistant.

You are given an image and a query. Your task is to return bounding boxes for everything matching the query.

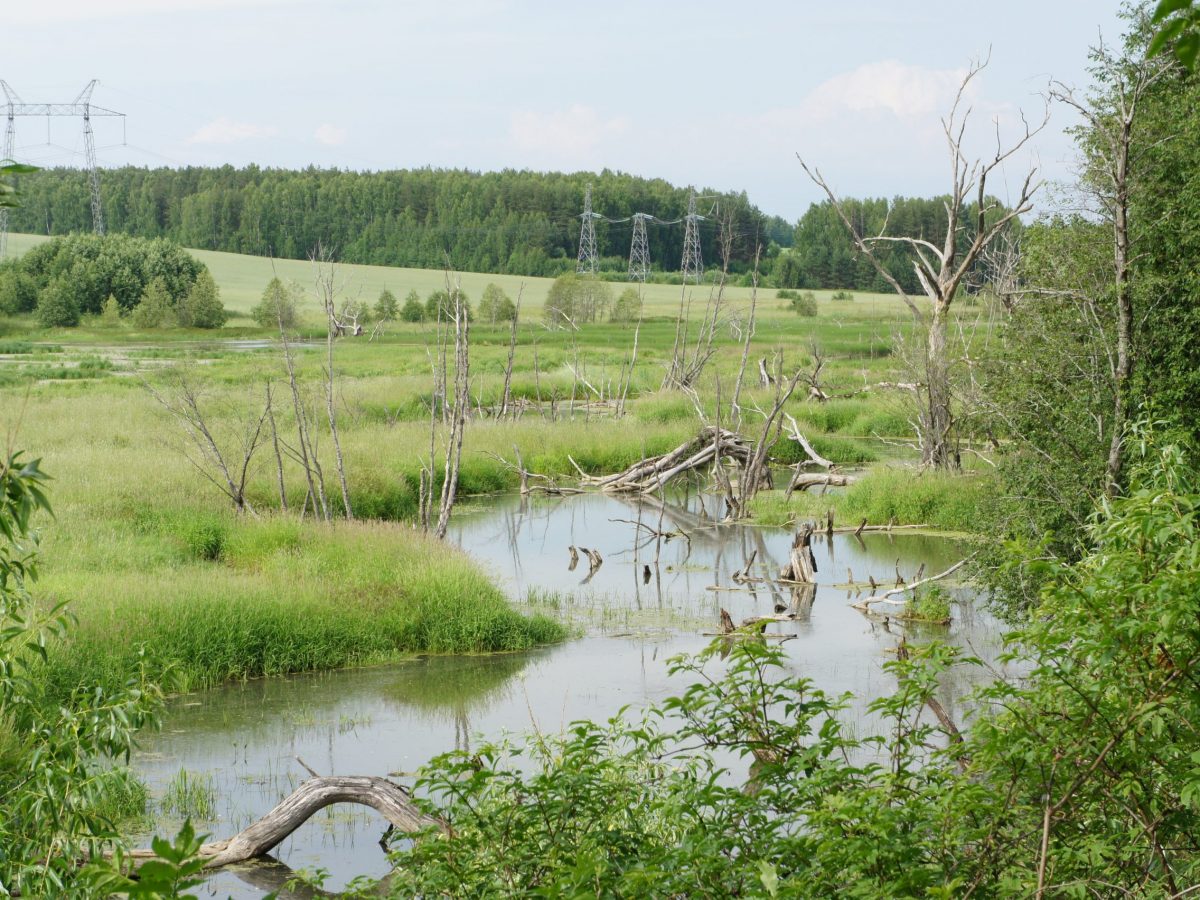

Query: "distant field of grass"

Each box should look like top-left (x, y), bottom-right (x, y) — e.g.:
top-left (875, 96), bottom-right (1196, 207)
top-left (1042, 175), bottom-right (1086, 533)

top-left (4, 231), bottom-right (907, 319)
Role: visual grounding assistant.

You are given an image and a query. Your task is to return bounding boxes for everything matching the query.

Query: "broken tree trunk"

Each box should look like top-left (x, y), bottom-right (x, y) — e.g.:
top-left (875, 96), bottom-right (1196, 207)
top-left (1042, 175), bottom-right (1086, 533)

top-left (123, 776), bottom-right (444, 869)
top-left (779, 525), bottom-right (817, 583)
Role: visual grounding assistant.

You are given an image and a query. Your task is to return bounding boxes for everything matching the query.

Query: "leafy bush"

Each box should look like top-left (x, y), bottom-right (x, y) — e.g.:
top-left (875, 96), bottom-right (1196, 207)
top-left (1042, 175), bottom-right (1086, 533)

top-left (251, 276), bottom-right (300, 329)
top-left (479, 283), bottom-right (516, 324)
top-left (789, 291), bottom-right (818, 316)
top-left (611, 286), bottom-right (642, 324)
top-left (177, 270), bottom-right (227, 329)
top-left (0, 454), bottom-right (161, 894)
top-left (374, 288), bottom-right (399, 322)
top-left (831, 289), bottom-right (855, 302)
top-left (543, 272), bottom-right (612, 326)
top-left (131, 277), bottom-right (178, 328)
top-left (35, 277), bottom-right (81, 327)
top-left (400, 289), bottom-right (425, 322)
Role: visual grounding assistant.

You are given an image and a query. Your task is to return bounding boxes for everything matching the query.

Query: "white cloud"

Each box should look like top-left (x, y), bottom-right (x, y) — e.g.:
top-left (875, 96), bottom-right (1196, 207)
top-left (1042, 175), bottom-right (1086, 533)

top-left (801, 60), bottom-right (973, 121)
top-left (187, 117), bottom-right (278, 145)
top-left (314, 123), bottom-right (348, 146)
top-left (508, 105), bottom-right (629, 159)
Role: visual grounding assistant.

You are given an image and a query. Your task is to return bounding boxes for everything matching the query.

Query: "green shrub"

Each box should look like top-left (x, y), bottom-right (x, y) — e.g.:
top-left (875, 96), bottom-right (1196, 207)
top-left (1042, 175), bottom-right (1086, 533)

top-left (177, 270), bottom-right (227, 329)
top-left (789, 291), bottom-right (818, 316)
top-left (400, 289), bottom-right (425, 322)
top-left (831, 290), bottom-right (855, 302)
top-left (251, 277), bottom-right (299, 329)
top-left (130, 278), bottom-right (178, 329)
top-left (35, 278), bottom-right (81, 327)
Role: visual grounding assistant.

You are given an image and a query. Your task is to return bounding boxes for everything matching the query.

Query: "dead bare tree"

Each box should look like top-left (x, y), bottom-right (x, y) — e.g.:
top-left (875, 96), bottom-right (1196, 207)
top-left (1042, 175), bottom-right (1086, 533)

top-left (730, 245), bottom-right (762, 428)
top-left (264, 379), bottom-right (288, 513)
top-left (146, 369), bottom-right (269, 515)
top-left (312, 244), bottom-right (355, 519)
top-left (277, 307), bottom-right (329, 521)
top-left (737, 354), bottom-right (804, 509)
top-left (1050, 41), bottom-right (1170, 493)
top-left (435, 275), bottom-right (471, 540)
top-left (798, 54), bottom-right (1047, 469)
top-left (616, 285), bottom-right (644, 418)
top-left (499, 284), bottom-right (523, 420)
top-left (663, 214), bottom-right (734, 390)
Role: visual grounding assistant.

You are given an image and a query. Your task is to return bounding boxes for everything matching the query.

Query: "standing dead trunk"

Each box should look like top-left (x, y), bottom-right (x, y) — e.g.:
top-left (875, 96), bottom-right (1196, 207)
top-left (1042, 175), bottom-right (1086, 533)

top-left (435, 279), bottom-right (470, 540)
top-left (779, 525), bottom-right (817, 583)
top-left (799, 55), bottom-right (1046, 470)
top-left (312, 245), bottom-right (354, 519)
top-left (499, 285), bottom-right (522, 420)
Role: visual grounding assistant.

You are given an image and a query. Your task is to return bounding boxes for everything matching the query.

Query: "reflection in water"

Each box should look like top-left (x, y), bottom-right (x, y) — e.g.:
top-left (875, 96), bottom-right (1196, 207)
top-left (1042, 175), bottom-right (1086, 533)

top-left (134, 490), bottom-right (1006, 899)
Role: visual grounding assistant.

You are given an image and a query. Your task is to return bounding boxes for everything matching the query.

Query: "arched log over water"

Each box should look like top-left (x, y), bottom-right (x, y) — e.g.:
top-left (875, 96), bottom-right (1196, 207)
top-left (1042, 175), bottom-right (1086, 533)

top-left (125, 776), bottom-right (445, 869)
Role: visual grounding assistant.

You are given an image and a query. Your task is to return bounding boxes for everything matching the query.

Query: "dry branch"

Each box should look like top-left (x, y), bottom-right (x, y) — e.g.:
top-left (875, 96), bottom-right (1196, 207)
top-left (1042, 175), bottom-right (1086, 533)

top-left (851, 557), bottom-right (971, 611)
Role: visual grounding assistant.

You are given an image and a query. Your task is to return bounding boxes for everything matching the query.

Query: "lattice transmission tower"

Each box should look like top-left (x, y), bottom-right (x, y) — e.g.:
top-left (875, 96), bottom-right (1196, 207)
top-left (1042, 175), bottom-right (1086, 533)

top-left (680, 191), bottom-right (704, 283)
top-left (0, 80), bottom-right (124, 256)
top-left (576, 183), bottom-right (600, 275)
top-left (628, 212), bottom-right (651, 282)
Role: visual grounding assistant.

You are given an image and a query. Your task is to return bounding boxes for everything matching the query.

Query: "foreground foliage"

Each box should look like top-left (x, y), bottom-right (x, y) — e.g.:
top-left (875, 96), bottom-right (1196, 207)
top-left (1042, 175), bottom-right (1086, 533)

top-left (0, 452), bottom-right (159, 895)
top-left (384, 436), bottom-right (1200, 896)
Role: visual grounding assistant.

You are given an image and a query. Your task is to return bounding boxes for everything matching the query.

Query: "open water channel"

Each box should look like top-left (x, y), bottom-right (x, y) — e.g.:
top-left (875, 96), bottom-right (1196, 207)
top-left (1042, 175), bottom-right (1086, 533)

top-left (130, 490), bottom-right (1010, 898)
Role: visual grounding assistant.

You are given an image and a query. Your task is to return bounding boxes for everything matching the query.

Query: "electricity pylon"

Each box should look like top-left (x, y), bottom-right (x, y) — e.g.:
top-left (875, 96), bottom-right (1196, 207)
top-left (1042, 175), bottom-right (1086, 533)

top-left (628, 212), bottom-right (651, 282)
top-left (681, 191), bottom-right (704, 283)
top-left (0, 79), bottom-right (124, 254)
top-left (576, 183), bottom-right (599, 275)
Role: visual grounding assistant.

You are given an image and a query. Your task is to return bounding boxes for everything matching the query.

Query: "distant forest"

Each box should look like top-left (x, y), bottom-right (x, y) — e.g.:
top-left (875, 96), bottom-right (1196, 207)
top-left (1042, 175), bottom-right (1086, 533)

top-left (5, 166), bottom-right (792, 279)
top-left (6, 165), bottom-right (1011, 290)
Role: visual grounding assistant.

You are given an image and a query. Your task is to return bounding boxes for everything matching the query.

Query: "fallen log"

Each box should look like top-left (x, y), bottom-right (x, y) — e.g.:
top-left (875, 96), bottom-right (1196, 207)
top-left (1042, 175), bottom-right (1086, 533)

top-left (123, 776), bottom-right (444, 869)
top-left (580, 427), bottom-right (753, 494)
top-left (785, 471), bottom-right (855, 496)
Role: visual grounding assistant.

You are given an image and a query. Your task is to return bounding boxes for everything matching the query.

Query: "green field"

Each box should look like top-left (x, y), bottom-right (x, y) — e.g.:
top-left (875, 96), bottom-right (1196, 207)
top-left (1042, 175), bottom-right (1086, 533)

top-left (0, 232), bottom-right (991, 698)
top-left (3, 231), bottom-right (909, 320)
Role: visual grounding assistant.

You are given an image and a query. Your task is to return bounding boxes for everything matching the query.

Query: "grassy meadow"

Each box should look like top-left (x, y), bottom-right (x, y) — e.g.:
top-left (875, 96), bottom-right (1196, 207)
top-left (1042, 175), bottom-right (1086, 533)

top-left (1, 232), bottom-right (995, 697)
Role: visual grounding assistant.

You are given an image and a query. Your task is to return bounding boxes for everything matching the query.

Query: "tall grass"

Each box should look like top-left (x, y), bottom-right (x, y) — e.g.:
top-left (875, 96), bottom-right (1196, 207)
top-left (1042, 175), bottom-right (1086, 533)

top-left (749, 466), bottom-right (993, 533)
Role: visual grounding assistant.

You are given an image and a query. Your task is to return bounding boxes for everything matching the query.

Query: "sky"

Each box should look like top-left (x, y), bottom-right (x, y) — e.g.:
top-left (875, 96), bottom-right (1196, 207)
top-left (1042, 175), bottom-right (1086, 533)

top-left (4, 0), bottom-right (1126, 221)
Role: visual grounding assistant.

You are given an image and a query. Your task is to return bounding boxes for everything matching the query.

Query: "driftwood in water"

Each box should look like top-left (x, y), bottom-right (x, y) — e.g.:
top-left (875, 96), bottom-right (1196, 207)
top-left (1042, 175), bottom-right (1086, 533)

top-left (851, 557), bottom-right (971, 611)
top-left (123, 776), bottom-right (444, 870)
top-left (778, 525), bottom-right (817, 583)
top-left (578, 426), bottom-right (752, 494)
top-left (732, 549), bottom-right (758, 583)
top-left (715, 585), bottom-right (816, 636)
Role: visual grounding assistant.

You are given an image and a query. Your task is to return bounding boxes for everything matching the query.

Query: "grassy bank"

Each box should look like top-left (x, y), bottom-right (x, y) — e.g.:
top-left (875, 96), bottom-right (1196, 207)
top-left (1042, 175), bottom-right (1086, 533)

top-left (40, 514), bottom-right (563, 698)
top-left (748, 466), bottom-right (994, 533)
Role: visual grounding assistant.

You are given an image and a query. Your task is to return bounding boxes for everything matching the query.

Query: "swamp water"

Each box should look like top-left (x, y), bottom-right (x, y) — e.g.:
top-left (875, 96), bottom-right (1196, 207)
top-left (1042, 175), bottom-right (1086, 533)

top-left (131, 491), bottom-right (1010, 898)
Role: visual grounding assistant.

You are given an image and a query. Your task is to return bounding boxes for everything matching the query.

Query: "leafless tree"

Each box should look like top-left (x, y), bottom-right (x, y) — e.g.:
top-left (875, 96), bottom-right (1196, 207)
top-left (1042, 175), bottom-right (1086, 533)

top-left (730, 245), bottom-right (762, 428)
top-left (499, 284), bottom-right (523, 420)
top-left (146, 369), bottom-right (269, 515)
top-left (663, 214), bottom-right (735, 390)
top-left (435, 275), bottom-right (471, 540)
top-left (311, 244), bottom-right (354, 519)
top-left (799, 54), bottom-right (1047, 469)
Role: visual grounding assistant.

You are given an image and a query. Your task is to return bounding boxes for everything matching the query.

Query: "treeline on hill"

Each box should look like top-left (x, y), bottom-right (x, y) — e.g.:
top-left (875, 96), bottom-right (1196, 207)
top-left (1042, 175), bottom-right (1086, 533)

top-left (0, 233), bottom-right (226, 328)
top-left (4, 166), bottom-right (793, 279)
top-left (778, 195), bottom-right (1021, 293)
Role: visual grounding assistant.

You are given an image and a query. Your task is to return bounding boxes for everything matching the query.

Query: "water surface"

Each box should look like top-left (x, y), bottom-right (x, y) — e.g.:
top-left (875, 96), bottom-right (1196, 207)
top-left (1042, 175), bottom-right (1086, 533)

top-left (133, 491), bottom-right (1005, 897)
